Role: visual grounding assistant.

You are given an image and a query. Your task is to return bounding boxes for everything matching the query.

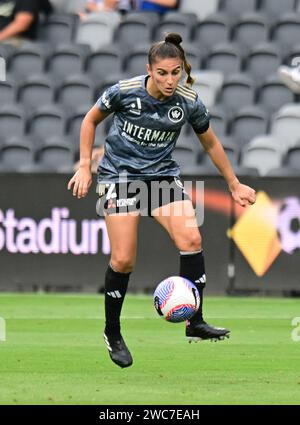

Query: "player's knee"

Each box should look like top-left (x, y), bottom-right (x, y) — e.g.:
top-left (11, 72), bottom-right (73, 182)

top-left (111, 256), bottom-right (135, 274)
top-left (175, 231), bottom-right (202, 252)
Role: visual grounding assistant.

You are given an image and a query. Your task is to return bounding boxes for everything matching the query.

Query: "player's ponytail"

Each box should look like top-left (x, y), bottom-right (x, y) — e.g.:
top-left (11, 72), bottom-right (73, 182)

top-left (148, 32), bottom-right (195, 87)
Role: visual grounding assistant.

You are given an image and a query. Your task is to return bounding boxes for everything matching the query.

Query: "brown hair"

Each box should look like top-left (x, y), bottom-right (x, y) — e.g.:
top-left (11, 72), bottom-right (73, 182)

top-left (148, 33), bottom-right (195, 86)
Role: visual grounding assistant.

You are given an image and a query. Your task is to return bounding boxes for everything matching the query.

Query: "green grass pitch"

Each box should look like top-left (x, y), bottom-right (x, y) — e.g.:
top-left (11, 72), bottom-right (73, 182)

top-left (0, 294), bottom-right (300, 405)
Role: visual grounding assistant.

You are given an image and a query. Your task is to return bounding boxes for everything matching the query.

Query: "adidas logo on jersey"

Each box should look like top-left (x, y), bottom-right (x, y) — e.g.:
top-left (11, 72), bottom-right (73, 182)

top-left (195, 274), bottom-right (206, 285)
top-left (107, 291), bottom-right (122, 299)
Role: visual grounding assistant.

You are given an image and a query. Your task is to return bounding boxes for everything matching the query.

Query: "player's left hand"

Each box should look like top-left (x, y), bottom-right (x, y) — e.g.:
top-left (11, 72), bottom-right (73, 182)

top-left (230, 181), bottom-right (256, 208)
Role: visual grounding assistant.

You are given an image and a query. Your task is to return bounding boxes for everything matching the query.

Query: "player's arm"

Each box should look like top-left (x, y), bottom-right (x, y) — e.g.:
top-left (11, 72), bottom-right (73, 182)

top-left (0, 12), bottom-right (34, 41)
top-left (67, 106), bottom-right (110, 199)
top-left (197, 127), bottom-right (256, 207)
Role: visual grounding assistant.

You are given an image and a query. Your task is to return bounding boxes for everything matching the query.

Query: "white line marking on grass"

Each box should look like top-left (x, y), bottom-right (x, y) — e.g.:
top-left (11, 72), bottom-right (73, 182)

top-left (3, 315), bottom-right (294, 320)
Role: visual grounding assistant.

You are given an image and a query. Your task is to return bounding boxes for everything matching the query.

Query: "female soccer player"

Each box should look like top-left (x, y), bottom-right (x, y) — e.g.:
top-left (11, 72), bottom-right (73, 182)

top-left (67, 33), bottom-right (256, 368)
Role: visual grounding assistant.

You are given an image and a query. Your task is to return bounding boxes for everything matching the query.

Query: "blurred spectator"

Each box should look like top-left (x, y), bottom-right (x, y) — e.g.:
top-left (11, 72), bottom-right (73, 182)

top-left (0, 0), bottom-right (52, 45)
top-left (134, 0), bottom-right (179, 14)
top-left (278, 65), bottom-right (300, 94)
top-left (79, 0), bottom-right (131, 18)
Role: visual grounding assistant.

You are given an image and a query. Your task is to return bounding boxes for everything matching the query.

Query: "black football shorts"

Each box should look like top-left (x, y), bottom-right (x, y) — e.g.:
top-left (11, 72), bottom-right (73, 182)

top-left (96, 177), bottom-right (191, 216)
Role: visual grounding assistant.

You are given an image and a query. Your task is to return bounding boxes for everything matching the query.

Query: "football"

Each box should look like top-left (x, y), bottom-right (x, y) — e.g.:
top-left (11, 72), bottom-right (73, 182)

top-left (153, 276), bottom-right (200, 323)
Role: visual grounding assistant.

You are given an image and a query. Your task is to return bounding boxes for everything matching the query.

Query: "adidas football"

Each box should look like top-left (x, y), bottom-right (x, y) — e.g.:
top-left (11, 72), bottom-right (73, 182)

top-left (153, 276), bottom-right (200, 323)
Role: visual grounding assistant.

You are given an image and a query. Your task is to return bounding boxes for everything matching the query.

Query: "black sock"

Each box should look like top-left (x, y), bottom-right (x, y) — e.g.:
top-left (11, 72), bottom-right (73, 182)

top-left (104, 264), bottom-right (130, 336)
top-left (179, 250), bottom-right (206, 324)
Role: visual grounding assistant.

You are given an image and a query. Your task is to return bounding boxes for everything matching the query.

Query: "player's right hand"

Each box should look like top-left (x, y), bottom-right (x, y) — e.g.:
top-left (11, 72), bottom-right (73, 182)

top-left (67, 168), bottom-right (92, 199)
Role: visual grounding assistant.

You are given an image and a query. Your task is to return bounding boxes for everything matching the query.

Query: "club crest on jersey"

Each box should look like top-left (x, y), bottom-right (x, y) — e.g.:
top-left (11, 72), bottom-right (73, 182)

top-left (168, 106), bottom-right (184, 123)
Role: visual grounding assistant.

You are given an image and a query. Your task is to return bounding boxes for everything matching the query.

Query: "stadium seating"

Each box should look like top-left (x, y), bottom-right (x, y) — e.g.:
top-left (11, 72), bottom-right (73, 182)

top-left (0, 79), bottom-right (16, 105)
top-left (36, 136), bottom-right (74, 172)
top-left (47, 44), bottom-right (90, 81)
top-left (219, 0), bottom-right (257, 17)
top-left (180, 0), bottom-right (220, 21)
top-left (193, 13), bottom-right (230, 51)
top-left (219, 73), bottom-right (255, 115)
top-left (271, 13), bottom-right (300, 49)
top-left (0, 137), bottom-right (35, 172)
top-left (27, 104), bottom-right (66, 140)
top-left (245, 42), bottom-right (282, 80)
top-left (115, 16), bottom-right (152, 49)
top-left (229, 106), bottom-right (269, 148)
top-left (8, 44), bottom-right (47, 79)
top-left (205, 43), bottom-right (242, 74)
top-left (208, 106), bottom-right (228, 137)
top-left (57, 74), bottom-right (94, 109)
top-left (285, 143), bottom-right (300, 169)
top-left (17, 75), bottom-right (55, 109)
top-left (0, 104), bottom-right (26, 137)
top-left (153, 12), bottom-right (197, 42)
top-left (259, 0), bottom-right (297, 18)
top-left (38, 13), bottom-right (78, 45)
top-left (240, 137), bottom-right (283, 175)
top-left (232, 13), bottom-right (269, 51)
top-left (257, 75), bottom-right (295, 112)
top-left (86, 45), bottom-right (122, 82)
top-left (271, 104), bottom-right (300, 151)
top-left (172, 145), bottom-right (198, 169)
top-left (75, 12), bottom-right (120, 51)
top-left (123, 46), bottom-right (149, 76)
top-left (0, 2), bottom-right (300, 176)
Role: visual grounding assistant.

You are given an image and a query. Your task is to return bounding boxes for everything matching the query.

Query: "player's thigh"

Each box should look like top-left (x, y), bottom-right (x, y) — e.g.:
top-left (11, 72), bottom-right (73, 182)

top-left (153, 200), bottom-right (202, 251)
top-left (105, 212), bottom-right (140, 259)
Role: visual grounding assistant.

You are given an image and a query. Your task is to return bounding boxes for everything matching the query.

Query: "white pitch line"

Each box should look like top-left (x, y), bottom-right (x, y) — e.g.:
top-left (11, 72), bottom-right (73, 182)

top-left (1, 315), bottom-right (294, 320)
